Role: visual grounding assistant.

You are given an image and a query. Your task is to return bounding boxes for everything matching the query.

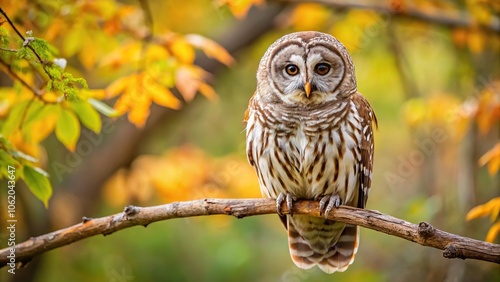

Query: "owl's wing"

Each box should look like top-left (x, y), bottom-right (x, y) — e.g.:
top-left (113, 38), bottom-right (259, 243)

top-left (352, 93), bottom-right (377, 209)
top-left (243, 92), bottom-right (257, 125)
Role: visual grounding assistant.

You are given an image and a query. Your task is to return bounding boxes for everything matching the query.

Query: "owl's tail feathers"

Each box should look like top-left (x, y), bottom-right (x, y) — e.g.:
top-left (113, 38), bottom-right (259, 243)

top-left (288, 223), bottom-right (359, 274)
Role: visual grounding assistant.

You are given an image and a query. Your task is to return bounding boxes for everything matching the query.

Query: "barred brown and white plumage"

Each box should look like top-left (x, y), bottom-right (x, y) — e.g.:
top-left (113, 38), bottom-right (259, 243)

top-left (244, 31), bottom-right (377, 273)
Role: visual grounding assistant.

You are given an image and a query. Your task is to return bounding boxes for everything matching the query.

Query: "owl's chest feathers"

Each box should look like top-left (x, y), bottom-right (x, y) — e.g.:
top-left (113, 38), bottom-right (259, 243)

top-left (262, 100), bottom-right (352, 149)
top-left (251, 99), bottom-right (362, 199)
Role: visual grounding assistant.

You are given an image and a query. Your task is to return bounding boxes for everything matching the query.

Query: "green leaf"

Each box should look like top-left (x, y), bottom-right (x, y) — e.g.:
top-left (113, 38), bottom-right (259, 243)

top-left (16, 46), bottom-right (31, 60)
top-left (0, 27), bottom-right (9, 46)
top-left (22, 165), bottom-right (52, 207)
top-left (21, 104), bottom-right (61, 143)
top-left (0, 150), bottom-right (19, 179)
top-left (1, 100), bottom-right (30, 136)
top-left (70, 100), bottom-right (102, 133)
top-left (22, 99), bottom-right (44, 126)
top-left (46, 64), bottom-right (63, 80)
top-left (30, 38), bottom-right (54, 60)
top-left (88, 98), bottom-right (121, 117)
top-left (23, 102), bottom-right (60, 130)
top-left (74, 77), bottom-right (88, 89)
top-left (55, 108), bottom-right (80, 151)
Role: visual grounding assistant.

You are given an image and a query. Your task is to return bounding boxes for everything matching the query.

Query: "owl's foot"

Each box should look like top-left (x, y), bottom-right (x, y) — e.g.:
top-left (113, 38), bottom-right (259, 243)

top-left (319, 194), bottom-right (342, 219)
top-left (276, 192), bottom-right (296, 217)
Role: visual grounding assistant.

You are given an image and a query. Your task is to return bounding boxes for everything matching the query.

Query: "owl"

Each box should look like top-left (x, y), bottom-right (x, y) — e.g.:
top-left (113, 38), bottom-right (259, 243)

top-left (244, 31), bottom-right (377, 273)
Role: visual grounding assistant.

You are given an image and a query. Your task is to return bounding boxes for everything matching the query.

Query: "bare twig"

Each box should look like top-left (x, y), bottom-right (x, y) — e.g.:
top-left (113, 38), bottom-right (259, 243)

top-left (0, 7), bottom-right (54, 80)
top-left (0, 8), bottom-right (26, 41)
top-left (279, 0), bottom-right (500, 33)
top-left (0, 57), bottom-right (42, 96)
top-left (1, 198), bottom-right (498, 269)
top-left (0, 57), bottom-right (57, 107)
top-left (0, 47), bottom-right (17, 52)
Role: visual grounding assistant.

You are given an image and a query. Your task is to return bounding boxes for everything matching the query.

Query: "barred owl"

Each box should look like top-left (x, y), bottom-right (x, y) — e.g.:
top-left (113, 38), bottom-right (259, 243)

top-left (244, 31), bottom-right (377, 273)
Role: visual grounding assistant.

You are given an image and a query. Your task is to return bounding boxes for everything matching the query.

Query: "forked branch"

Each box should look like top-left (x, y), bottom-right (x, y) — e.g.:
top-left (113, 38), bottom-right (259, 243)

top-left (0, 198), bottom-right (498, 268)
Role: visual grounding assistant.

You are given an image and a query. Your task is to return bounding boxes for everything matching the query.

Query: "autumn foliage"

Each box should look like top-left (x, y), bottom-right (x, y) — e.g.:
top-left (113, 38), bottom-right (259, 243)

top-left (0, 1), bottom-right (233, 206)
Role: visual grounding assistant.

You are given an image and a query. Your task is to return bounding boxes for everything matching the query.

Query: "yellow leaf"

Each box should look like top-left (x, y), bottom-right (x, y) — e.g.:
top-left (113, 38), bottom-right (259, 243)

top-left (467, 197), bottom-right (500, 221)
top-left (99, 42), bottom-right (142, 69)
top-left (106, 74), bottom-right (137, 98)
top-left (128, 105), bottom-right (150, 127)
top-left (9, 131), bottom-right (42, 161)
top-left (55, 108), bottom-right (80, 152)
top-left (184, 34), bottom-right (235, 66)
top-left (486, 221), bottom-right (500, 242)
top-left (170, 38), bottom-right (195, 64)
top-left (466, 204), bottom-right (488, 221)
top-left (145, 44), bottom-right (170, 62)
top-left (112, 75), bottom-right (152, 127)
top-left (128, 102), bottom-right (151, 127)
top-left (175, 66), bottom-right (205, 102)
top-left (198, 82), bottom-right (218, 101)
top-left (150, 86), bottom-right (181, 109)
top-left (219, 0), bottom-right (263, 18)
top-left (479, 143), bottom-right (500, 175)
top-left (30, 114), bottom-right (58, 143)
top-left (42, 91), bottom-right (62, 103)
top-left (475, 85), bottom-right (500, 134)
top-left (25, 104), bottom-right (60, 143)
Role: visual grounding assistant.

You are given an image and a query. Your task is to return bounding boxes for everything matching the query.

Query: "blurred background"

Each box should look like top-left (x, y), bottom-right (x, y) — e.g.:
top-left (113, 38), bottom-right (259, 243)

top-left (0, 0), bottom-right (499, 281)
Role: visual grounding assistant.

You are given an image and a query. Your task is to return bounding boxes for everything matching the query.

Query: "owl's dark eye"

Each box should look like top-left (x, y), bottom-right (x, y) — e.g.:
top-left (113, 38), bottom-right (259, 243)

top-left (285, 64), bottom-right (299, 76)
top-left (315, 63), bottom-right (331, 75)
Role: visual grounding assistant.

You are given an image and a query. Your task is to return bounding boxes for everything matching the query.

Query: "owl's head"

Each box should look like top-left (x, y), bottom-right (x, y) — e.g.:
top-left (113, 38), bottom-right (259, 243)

top-left (257, 31), bottom-right (357, 106)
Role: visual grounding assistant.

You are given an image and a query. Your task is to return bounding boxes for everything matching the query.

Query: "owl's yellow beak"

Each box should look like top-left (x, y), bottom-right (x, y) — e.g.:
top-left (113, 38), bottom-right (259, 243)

top-left (304, 82), bottom-right (311, 98)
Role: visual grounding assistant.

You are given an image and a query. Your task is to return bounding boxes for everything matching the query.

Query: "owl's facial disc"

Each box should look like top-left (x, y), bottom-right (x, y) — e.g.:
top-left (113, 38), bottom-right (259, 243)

top-left (266, 41), bottom-right (348, 105)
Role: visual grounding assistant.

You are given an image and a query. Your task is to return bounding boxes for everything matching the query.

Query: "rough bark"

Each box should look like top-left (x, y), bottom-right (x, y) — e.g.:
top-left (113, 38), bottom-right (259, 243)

top-left (1, 198), bottom-right (498, 269)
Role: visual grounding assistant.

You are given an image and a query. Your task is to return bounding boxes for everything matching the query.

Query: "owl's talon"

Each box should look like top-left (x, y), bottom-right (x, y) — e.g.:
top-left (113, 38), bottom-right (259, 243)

top-left (276, 193), bottom-right (296, 216)
top-left (319, 194), bottom-right (342, 219)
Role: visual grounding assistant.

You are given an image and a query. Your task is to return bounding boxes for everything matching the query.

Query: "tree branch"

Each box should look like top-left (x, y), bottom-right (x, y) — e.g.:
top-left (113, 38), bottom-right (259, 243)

top-left (1, 198), bottom-right (498, 268)
top-left (0, 57), bottom-right (42, 96)
top-left (279, 0), bottom-right (500, 33)
top-left (0, 7), bottom-right (54, 81)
